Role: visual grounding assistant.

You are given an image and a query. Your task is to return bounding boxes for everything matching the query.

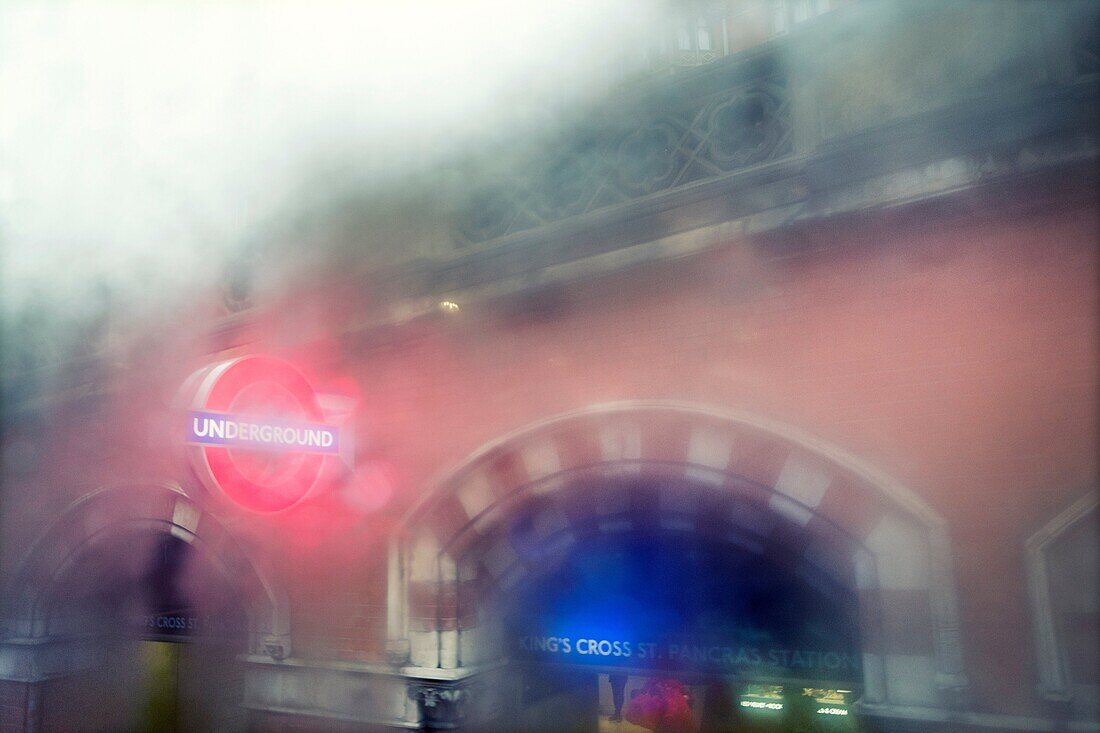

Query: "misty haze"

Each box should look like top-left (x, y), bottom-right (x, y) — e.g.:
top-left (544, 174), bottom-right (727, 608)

top-left (1, 2), bottom-right (1097, 733)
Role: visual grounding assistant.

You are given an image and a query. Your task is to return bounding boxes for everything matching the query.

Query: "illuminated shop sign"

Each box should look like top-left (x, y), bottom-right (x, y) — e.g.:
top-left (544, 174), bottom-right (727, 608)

top-left (182, 355), bottom-right (344, 512)
top-left (739, 684), bottom-right (785, 712)
top-left (804, 688), bottom-right (852, 717)
top-left (734, 686), bottom-right (856, 729)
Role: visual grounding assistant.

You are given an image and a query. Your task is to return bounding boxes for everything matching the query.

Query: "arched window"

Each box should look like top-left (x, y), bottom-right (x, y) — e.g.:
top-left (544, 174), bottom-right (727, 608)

top-left (772, 0), bottom-right (833, 35)
top-left (1027, 492), bottom-right (1099, 722)
top-left (676, 23), bottom-right (692, 51)
top-left (696, 18), bottom-right (712, 51)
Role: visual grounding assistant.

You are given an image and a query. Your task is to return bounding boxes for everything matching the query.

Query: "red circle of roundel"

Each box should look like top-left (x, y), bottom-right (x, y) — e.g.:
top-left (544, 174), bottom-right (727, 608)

top-left (188, 356), bottom-right (330, 512)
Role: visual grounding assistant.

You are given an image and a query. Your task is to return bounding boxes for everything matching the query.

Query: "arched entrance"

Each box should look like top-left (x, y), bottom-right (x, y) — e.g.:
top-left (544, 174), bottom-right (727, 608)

top-left (0, 483), bottom-right (291, 732)
top-left (391, 403), bottom-right (967, 730)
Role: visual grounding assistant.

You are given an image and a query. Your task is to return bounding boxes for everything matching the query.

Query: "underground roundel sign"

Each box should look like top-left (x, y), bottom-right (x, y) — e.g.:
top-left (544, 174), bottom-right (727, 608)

top-left (184, 356), bottom-right (338, 512)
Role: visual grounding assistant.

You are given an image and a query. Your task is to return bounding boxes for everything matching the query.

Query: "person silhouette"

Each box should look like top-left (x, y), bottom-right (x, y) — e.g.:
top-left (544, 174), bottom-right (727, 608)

top-left (608, 673), bottom-right (628, 722)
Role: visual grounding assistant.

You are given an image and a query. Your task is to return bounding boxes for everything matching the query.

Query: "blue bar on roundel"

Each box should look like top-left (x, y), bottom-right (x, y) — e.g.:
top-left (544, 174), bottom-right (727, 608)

top-left (186, 410), bottom-right (340, 455)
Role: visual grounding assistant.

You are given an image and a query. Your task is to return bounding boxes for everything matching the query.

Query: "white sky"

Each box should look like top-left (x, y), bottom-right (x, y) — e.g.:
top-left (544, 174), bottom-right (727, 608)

top-left (0, 1), bottom-right (653, 317)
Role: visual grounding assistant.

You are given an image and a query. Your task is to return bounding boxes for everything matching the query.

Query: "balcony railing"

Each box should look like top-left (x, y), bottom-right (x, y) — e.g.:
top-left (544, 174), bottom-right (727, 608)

top-left (436, 1), bottom-right (1097, 294)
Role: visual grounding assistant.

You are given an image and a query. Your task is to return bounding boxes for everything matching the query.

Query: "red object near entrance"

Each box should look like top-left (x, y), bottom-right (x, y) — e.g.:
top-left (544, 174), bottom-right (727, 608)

top-left (625, 679), bottom-right (695, 733)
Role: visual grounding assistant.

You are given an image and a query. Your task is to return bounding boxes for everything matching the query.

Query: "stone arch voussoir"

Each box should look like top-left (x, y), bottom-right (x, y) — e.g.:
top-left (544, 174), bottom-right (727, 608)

top-left (393, 402), bottom-right (967, 711)
top-left (1, 482), bottom-right (291, 659)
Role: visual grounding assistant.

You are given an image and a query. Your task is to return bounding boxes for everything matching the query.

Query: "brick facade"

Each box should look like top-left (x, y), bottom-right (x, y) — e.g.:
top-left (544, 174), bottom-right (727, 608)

top-left (4, 185), bottom-right (1094, 731)
top-left (0, 178), bottom-right (1095, 730)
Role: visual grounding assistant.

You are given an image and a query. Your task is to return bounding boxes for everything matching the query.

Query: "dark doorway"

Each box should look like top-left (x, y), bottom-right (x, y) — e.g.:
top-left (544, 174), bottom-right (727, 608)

top-left (39, 531), bottom-right (249, 732)
top-left (514, 667), bottom-right (600, 733)
top-left (495, 525), bottom-right (862, 732)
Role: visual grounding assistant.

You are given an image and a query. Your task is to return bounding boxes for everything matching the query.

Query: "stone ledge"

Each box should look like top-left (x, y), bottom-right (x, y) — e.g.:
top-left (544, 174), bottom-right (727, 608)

top-left (241, 657), bottom-right (510, 731)
top-left (862, 703), bottom-right (1100, 732)
top-left (0, 636), bottom-right (103, 683)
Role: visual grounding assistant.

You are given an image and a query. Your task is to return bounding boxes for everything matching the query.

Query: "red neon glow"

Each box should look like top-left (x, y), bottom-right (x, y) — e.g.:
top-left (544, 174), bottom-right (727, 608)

top-left (187, 356), bottom-right (331, 512)
top-left (342, 460), bottom-right (396, 514)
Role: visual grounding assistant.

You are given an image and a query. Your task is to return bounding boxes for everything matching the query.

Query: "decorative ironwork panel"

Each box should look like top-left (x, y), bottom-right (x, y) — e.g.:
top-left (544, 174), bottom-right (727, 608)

top-left (454, 73), bottom-right (792, 246)
top-left (1072, 25), bottom-right (1099, 78)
